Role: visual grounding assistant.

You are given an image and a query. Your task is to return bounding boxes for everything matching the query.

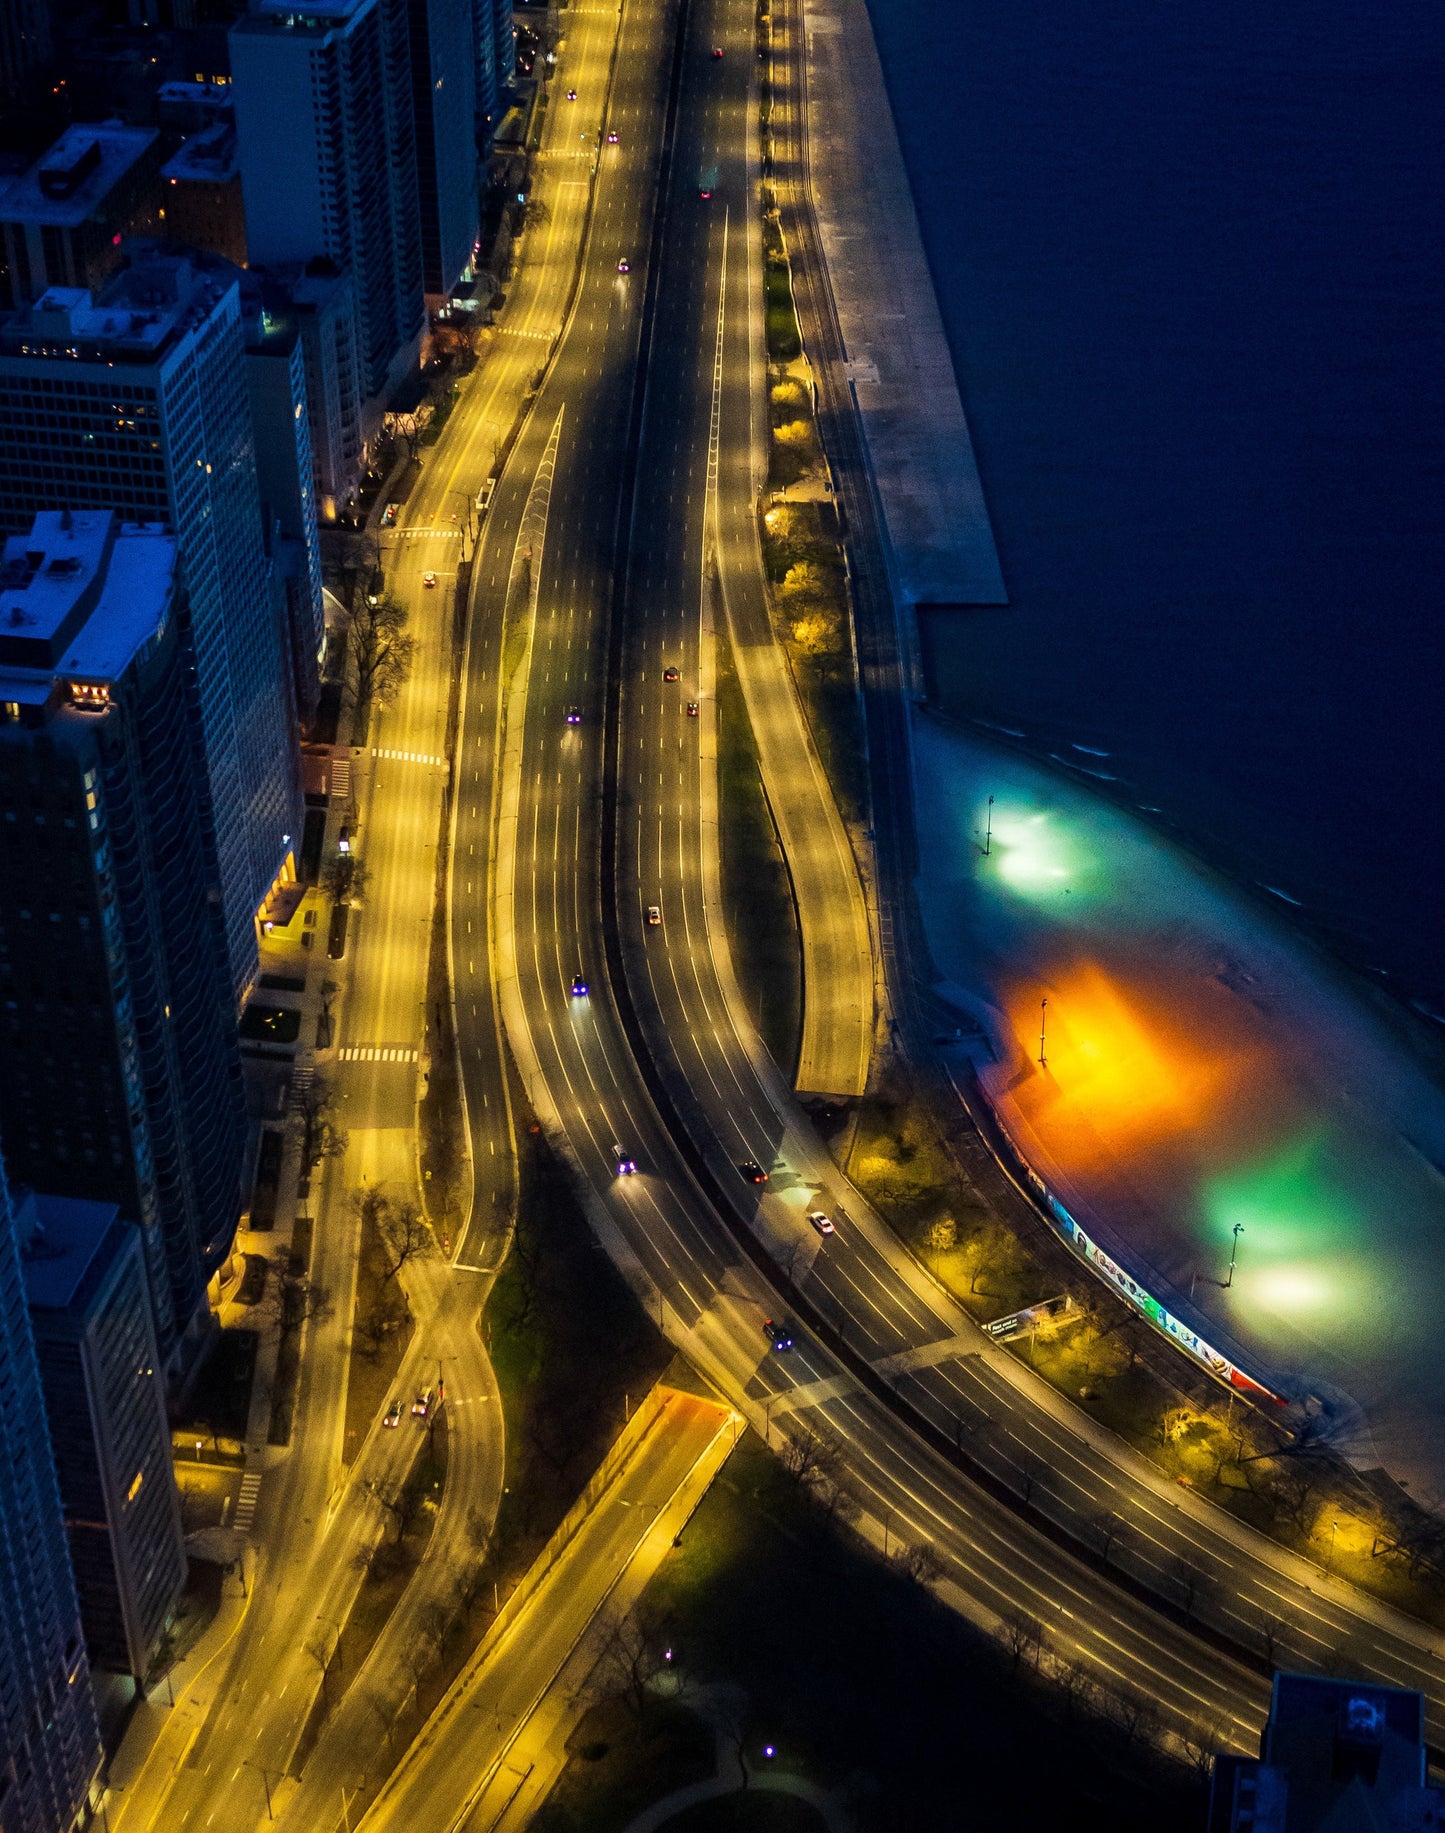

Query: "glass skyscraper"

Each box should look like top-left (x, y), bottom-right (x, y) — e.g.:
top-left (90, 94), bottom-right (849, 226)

top-left (0, 1164), bottom-right (101, 1833)
top-left (0, 246), bottom-right (302, 996)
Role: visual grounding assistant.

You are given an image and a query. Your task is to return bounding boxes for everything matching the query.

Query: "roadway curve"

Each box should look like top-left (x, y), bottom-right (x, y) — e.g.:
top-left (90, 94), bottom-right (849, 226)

top-left (474, 0), bottom-right (1445, 1761)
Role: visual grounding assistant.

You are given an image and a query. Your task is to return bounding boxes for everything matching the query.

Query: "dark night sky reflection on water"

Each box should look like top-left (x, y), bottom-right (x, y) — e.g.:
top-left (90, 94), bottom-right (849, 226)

top-left (866, 0), bottom-right (1445, 1008)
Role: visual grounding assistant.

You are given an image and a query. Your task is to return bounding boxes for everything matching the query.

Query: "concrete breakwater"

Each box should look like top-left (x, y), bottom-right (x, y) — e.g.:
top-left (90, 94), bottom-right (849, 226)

top-left (799, 0), bottom-right (1006, 627)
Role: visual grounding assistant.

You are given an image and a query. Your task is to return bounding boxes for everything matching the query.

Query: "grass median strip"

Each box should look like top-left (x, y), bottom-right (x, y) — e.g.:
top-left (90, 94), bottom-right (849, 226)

top-left (715, 629), bottom-right (802, 1077)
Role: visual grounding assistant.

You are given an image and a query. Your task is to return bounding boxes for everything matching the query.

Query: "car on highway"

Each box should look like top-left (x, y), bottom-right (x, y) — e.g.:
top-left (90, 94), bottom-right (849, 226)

top-left (663, 665), bottom-right (680, 682)
top-left (384, 1398), bottom-right (403, 1427)
top-left (570, 973), bottom-right (588, 997)
top-left (411, 1388), bottom-right (434, 1419)
top-left (566, 87), bottom-right (576, 99)
top-left (699, 185), bottom-right (712, 200)
top-left (423, 570), bottom-right (437, 588)
top-left (686, 701), bottom-right (699, 717)
top-left (646, 904), bottom-right (662, 927)
top-left (617, 256), bottom-right (630, 274)
top-left (381, 502), bottom-right (399, 527)
top-left (807, 1210), bottom-right (835, 1236)
top-left (763, 1318), bottom-right (795, 1352)
top-left (607, 129), bottom-right (619, 144)
top-left (566, 705), bottom-right (582, 724)
top-left (615, 1154), bottom-right (638, 1176)
top-left (739, 1160), bottom-right (768, 1184)
top-left (712, 45), bottom-right (724, 58)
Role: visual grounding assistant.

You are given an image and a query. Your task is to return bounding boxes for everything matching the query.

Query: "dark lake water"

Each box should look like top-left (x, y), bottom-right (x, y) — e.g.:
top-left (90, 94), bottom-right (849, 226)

top-left (866, 0), bottom-right (1445, 1013)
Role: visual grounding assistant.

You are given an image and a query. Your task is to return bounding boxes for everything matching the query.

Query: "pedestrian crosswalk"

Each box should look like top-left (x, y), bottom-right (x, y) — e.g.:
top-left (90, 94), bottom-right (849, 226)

top-left (338, 1045), bottom-right (419, 1063)
top-left (233, 1471), bottom-right (262, 1536)
top-left (388, 526), bottom-right (461, 539)
top-left (288, 1063), bottom-right (315, 1110)
top-left (372, 748), bottom-right (447, 767)
top-left (494, 325), bottom-right (555, 343)
top-left (329, 755), bottom-right (351, 802)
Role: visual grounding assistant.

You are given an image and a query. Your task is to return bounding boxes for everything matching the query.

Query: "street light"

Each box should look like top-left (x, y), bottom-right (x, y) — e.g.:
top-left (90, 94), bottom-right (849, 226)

top-left (1037, 997), bottom-right (1048, 1068)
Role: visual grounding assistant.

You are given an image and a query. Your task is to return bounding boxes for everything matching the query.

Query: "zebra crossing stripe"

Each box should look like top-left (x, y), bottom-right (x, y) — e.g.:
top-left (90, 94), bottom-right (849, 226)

top-left (337, 1046), bottom-right (419, 1063)
top-left (233, 1472), bottom-right (263, 1534)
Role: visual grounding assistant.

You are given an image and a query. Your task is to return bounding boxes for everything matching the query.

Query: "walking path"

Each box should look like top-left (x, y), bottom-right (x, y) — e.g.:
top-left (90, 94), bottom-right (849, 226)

top-left (799, 0), bottom-right (1006, 622)
top-left (621, 1685), bottom-right (853, 1833)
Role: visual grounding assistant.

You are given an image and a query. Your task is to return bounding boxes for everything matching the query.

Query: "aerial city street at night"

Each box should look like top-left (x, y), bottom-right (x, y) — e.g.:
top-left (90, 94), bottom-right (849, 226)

top-left (0, 0), bottom-right (1440, 1828)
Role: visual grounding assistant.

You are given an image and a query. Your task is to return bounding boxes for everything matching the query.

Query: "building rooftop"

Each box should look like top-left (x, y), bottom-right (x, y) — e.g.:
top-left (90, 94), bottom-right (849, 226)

top-left (0, 511), bottom-right (175, 683)
top-left (232, 0), bottom-right (375, 35)
top-left (0, 244), bottom-right (240, 363)
top-left (15, 1190), bottom-right (125, 1313)
top-left (0, 125), bottom-right (159, 230)
top-left (161, 122), bottom-right (239, 187)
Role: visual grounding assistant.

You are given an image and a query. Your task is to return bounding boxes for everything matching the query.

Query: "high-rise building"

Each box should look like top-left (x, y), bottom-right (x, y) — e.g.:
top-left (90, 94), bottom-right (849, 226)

top-left (1209, 1672), bottom-right (1445, 1831)
top-left (407, 0), bottom-right (477, 300)
top-left (18, 1191), bottom-right (187, 1685)
top-left (0, 245), bottom-right (302, 994)
top-left (161, 123), bottom-right (248, 269)
top-left (0, 126), bottom-right (165, 312)
top-left (0, 0), bottom-right (52, 103)
top-left (0, 511), bottom-right (246, 1356)
top-left (0, 1163), bottom-right (102, 1833)
top-left (239, 270), bottom-right (325, 725)
top-left (491, 0), bottom-right (514, 97)
top-left (230, 0), bottom-right (425, 419)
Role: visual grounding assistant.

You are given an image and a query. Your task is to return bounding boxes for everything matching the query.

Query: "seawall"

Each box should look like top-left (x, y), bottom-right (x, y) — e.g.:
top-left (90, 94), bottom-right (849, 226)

top-left (799, 0), bottom-right (1007, 618)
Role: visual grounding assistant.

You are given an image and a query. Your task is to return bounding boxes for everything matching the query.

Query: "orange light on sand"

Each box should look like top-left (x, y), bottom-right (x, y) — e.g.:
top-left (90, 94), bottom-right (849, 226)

top-left (1008, 963), bottom-right (1240, 1148)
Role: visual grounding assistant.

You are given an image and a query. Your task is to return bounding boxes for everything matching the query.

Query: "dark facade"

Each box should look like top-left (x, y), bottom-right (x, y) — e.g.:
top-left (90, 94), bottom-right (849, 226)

top-left (1210, 1671), bottom-right (1445, 1831)
top-left (0, 513), bottom-right (245, 1358)
top-left (19, 1192), bottom-right (187, 1682)
top-left (0, 247), bottom-right (304, 996)
top-left (230, 0), bottom-right (426, 413)
top-left (408, 0), bottom-right (478, 298)
top-left (0, 1165), bottom-right (101, 1833)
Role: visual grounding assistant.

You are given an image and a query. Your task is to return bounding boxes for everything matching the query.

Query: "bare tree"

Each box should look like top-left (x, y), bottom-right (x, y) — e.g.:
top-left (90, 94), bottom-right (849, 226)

top-left (453, 1562), bottom-right (487, 1624)
top-left (1172, 1553), bottom-right (1208, 1622)
top-left (1000, 1609), bottom-right (1044, 1672)
top-left (292, 1073), bottom-right (348, 1176)
top-left (376, 1199), bottom-right (432, 1282)
top-left (592, 1611), bottom-right (673, 1730)
top-left (894, 1540), bottom-right (944, 1588)
top-left (779, 1424), bottom-right (843, 1490)
top-left (1109, 1688), bottom-right (1161, 1751)
top-left (366, 1475), bottom-right (424, 1544)
top-left (1259, 1613), bottom-right (1284, 1673)
top-left (384, 409), bottom-right (428, 464)
top-left (321, 852), bottom-right (371, 908)
top-left (1180, 1724), bottom-right (1221, 1784)
top-left (345, 593), bottom-right (416, 727)
top-left (274, 1246), bottom-right (333, 1331)
top-left (1087, 1509), bottom-right (1127, 1567)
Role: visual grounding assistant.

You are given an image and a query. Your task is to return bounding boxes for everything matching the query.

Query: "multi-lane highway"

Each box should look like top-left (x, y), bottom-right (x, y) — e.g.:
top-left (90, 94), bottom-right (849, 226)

top-left (117, 0), bottom-right (1445, 1817)
top-left (475, 0), bottom-right (1445, 1761)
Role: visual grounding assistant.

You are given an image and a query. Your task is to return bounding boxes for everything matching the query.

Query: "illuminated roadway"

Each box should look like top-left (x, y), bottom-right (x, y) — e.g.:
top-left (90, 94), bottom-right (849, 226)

top-left (468, 0), bottom-right (1445, 1765)
top-left (111, 6), bottom-right (629, 1828)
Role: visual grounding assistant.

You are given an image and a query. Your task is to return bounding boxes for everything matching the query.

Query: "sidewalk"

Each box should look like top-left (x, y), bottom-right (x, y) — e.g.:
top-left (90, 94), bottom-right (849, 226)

top-left (357, 1389), bottom-right (737, 1833)
top-left (103, 1551), bottom-right (253, 1833)
top-left (792, 0), bottom-right (1006, 616)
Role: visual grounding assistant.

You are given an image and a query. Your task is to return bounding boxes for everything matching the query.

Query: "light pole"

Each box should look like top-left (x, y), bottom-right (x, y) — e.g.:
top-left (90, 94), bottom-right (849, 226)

top-left (244, 1761), bottom-right (278, 1821)
top-left (1223, 1223), bottom-right (1244, 1290)
top-left (983, 794), bottom-right (994, 857)
top-left (1326, 1519), bottom-right (1340, 1574)
top-left (1038, 997), bottom-right (1048, 1068)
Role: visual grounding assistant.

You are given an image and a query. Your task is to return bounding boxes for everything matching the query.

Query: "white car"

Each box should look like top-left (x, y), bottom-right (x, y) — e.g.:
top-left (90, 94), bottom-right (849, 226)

top-left (423, 570), bottom-right (438, 588)
top-left (646, 905), bottom-right (662, 927)
top-left (807, 1210), bottom-right (835, 1236)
